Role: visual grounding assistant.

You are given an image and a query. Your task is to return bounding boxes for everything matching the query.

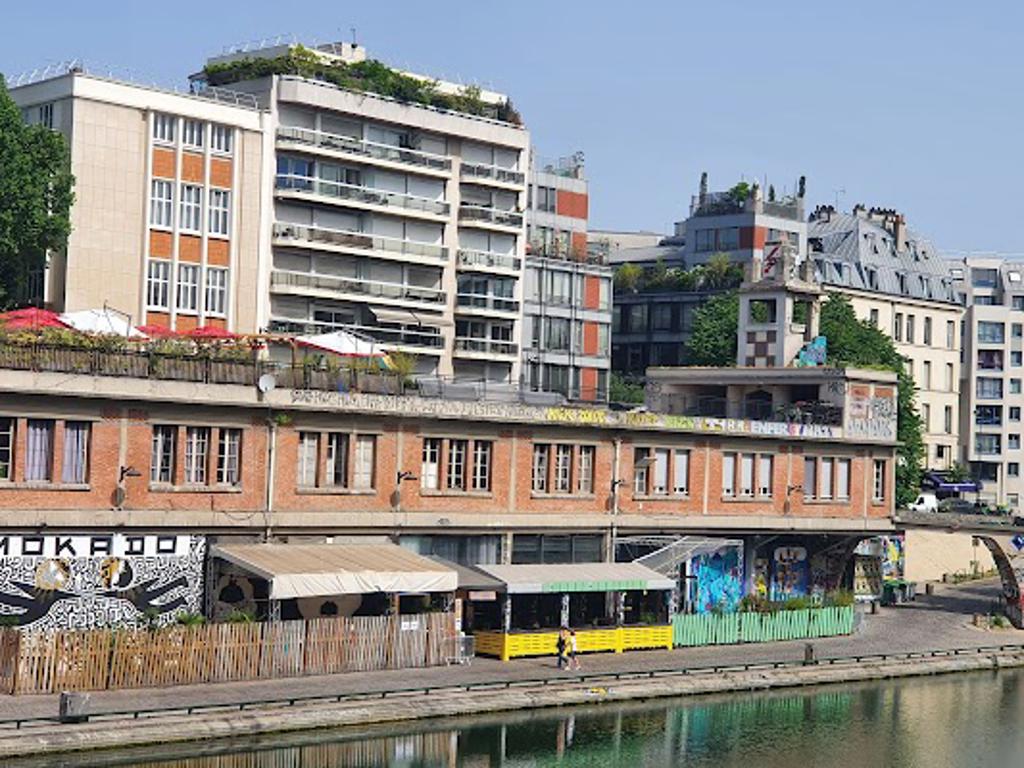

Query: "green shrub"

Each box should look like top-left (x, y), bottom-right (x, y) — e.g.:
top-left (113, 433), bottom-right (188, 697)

top-left (175, 612), bottom-right (206, 627)
top-left (225, 609), bottom-right (256, 624)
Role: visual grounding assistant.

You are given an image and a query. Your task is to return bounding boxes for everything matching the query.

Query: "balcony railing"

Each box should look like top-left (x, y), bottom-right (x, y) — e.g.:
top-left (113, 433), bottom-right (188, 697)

top-left (276, 126), bottom-right (452, 172)
top-left (270, 269), bottom-right (446, 305)
top-left (275, 175), bottom-right (450, 216)
top-left (273, 222), bottom-right (448, 261)
top-left (456, 293), bottom-right (520, 313)
top-left (658, 394), bottom-right (844, 427)
top-left (458, 205), bottom-right (523, 228)
top-left (454, 337), bottom-right (518, 356)
top-left (268, 319), bottom-right (444, 350)
top-left (456, 249), bottom-right (522, 271)
top-left (460, 162), bottom-right (525, 185)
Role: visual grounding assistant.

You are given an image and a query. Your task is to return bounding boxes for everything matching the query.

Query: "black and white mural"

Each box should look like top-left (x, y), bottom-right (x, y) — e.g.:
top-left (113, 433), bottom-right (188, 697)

top-left (0, 534), bottom-right (205, 630)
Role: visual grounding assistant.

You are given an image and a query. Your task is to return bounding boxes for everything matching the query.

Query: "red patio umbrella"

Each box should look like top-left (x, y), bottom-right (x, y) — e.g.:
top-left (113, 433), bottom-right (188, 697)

top-left (0, 307), bottom-right (70, 330)
top-left (188, 325), bottom-right (240, 340)
top-left (136, 324), bottom-right (180, 339)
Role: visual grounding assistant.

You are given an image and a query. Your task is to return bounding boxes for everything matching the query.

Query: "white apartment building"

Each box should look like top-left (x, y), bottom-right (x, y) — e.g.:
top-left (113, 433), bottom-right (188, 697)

top-left (809, 206), bottom-right (962, 470)
top-left (951, 257), bottom-right (1024, 507)
top-left (197, 42), bottom-right (530, 382)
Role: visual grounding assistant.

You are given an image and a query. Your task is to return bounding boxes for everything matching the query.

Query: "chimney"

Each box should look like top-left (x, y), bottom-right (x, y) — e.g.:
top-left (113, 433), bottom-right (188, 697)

top-left (892, 214), bottom-right (907, 252)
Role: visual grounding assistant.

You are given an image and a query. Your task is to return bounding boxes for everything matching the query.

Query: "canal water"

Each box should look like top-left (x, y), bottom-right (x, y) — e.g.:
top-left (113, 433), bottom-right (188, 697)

top-left (20, 669), bottom-right (1024, 768)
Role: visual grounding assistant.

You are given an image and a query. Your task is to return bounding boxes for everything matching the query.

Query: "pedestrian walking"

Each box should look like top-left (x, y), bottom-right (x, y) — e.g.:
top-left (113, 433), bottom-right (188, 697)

top-left (556, 626), bottom-right (567, 669)
top-left (569, 629), bottom-right (581, 671)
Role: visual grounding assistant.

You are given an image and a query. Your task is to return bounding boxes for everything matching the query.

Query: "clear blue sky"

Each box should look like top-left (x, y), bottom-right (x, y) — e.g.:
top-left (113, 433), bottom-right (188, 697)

top-left (3, 1), bottom-right (1020, 253)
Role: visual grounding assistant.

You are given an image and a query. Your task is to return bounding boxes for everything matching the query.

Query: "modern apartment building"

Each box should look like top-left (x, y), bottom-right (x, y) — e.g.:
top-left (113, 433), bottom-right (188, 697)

top-left (191, 42), bottom-right (530, 383)
top-left (951, 257), bottom-right (1024, 506)
top-left (9, 68), bottom-right (268, 333)
top-left (522, 153), bottom-right (612, 401)
top-left (808, 206), bottom-right (962, 470)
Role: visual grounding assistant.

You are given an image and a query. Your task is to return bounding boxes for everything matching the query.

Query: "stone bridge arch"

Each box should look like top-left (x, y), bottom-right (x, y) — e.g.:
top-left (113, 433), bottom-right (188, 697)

top-left (976, 535), bottom-right (1024, 627)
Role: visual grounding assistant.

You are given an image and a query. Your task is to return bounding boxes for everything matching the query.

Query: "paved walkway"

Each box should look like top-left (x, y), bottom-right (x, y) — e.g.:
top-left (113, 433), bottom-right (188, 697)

top-left (0, 579), bottom-right (1015, 722)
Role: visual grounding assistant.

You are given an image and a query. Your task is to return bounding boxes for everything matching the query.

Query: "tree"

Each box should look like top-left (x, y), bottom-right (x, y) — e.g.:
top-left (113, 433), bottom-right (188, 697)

top-left (0, 76), bottom-right (74, 309)
top-left (701, 252), bottom-right (742, 290)
top-left (685, 293), bottom-right (738, 366)
top-left (610, 372), bottom-right (645, 405)
top-left (614, 262), bottom-right (642, 293)
top-left (819, 294), bottom-right (924, 507)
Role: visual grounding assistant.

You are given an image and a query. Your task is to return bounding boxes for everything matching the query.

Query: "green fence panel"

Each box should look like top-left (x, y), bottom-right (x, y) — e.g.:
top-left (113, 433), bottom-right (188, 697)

top-left (674, 606), bottom-right (854, 648)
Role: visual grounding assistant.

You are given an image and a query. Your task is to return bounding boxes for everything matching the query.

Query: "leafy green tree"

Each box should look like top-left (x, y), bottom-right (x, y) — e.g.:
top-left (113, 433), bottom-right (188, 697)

top-left (701, 252), bottom-right (744, 290)
top-left (727, 181), bottom-right (751, 204)
top-left (685, 292), bottom-right (738, 366)
top-left (614, 262), bottom-right (642, 293)
top-left (610, 372), bottom-right (645, 404)
top-left (819, 294), bottom-right (924, 506)
top-left (0, 76), bottom-right (74, 309)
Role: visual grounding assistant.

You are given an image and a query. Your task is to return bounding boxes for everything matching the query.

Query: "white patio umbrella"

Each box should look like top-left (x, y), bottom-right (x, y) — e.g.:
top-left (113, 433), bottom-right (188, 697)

top-left (60, 308), bottom-right (147, 338)
top-left (295, 329), bottom-right (386, 358)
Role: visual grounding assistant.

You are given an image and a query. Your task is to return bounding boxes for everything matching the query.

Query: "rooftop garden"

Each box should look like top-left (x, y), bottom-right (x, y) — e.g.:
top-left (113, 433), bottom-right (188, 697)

top-left (201, 46), bottom-right (523, 126)
top-left (614, 253), bottom-right (744, 294)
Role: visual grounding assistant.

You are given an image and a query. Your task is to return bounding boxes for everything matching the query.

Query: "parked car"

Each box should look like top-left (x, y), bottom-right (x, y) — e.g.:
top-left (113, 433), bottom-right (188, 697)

top-left (908, 492), bottom-right (938, 513)
top-left (938, 498), bottom-right (976, 515)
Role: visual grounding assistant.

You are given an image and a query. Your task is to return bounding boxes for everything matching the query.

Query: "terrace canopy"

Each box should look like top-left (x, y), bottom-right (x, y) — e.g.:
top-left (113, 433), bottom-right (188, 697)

top-left (474, 562), bottom-right (675, 595)
top-left (211, 543), bottom-right (457, 600)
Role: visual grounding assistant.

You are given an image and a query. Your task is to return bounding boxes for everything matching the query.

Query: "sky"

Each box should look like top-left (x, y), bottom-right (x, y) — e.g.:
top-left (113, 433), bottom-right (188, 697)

top-left (3, 1), bottom-right (1023, 254)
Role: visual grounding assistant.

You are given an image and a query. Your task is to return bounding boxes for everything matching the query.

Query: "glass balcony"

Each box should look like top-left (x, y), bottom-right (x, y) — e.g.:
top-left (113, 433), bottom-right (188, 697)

top-left (456, 249), bottom-right (521, 271)
top-left (456, 293), bottom-right (520, 313)
top-left (276, 126), bottom-right (451, 172)
top-left (275, 174), bottom-right (450, 216)
top-left (268, 319), bottom-right (444, 350)
top-left (272, 222), bottom-right (448, 261)
top-left (270, 270), bottom-right (446, 305)
top-left (458, 204), bottom-right (523, 228)
top-left (454, 337), bottom-right (518, 356)
top-left (460, 162), bottom-right (525, 185)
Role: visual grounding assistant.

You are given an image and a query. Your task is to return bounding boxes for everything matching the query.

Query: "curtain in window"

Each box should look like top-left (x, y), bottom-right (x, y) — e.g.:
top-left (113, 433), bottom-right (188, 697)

top-left (62, 422), bottom-right (89, 483)
top-left (25, 419), bottom-right (53, 481)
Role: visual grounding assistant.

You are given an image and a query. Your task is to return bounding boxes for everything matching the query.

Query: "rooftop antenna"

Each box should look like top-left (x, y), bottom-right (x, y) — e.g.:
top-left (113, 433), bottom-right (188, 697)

top-left (833, 188), bottom-right (846, 209)
top-left (351, 26), bottom-right (357, 46)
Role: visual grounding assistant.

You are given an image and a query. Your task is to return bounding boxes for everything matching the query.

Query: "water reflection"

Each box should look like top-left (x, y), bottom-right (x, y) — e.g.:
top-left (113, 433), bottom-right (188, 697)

top-left (19, 669), bottom-right (1024, 768)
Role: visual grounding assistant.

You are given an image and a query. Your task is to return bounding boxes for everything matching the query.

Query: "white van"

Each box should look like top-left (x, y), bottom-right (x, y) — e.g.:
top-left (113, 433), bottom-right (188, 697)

top-left (908, 492), bottom-right (938, 513)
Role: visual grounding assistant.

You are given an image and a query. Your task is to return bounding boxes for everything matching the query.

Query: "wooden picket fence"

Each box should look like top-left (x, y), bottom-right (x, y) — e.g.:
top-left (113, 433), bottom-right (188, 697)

top-left (0, 612), bottom-right (456, 695)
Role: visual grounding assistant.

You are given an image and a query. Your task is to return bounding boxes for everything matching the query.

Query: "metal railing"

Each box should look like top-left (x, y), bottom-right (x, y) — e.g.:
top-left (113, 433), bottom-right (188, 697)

top-left (456, 293), bottom-right (520, 313)
top-left (457, 249), bottom-right (522, 271)
top-left (275, 174), bottom-right (450, 216)
top-left (658, 395), bottom-right (844, 427)
top-left (458, 205), bottom-right (523, 228)
top-left (270, 269), bottom-right (447, 305)
top-left (268, 319), bottom-right (444, 350)
top-left (277, 126), bottom-right (452, 172)
top-left (272, 222), bottom-right (448, 261)
top-left (453, 337), bottom-right (518, 356)
top-left (460, 162), bottom-right (525, 185)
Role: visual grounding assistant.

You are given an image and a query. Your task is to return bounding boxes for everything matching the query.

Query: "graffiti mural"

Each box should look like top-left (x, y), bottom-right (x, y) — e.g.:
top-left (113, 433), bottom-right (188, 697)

top-left (770, 547), bottom-right (809, 600)
top-left (0, 534), bottom-right (205, 630)
top-left (690, 547), bottom-right (744, 613)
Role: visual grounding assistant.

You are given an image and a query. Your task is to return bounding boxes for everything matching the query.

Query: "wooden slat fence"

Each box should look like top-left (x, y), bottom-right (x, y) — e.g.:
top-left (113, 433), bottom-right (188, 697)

top-left (0, 612), bottom-right (457, 695)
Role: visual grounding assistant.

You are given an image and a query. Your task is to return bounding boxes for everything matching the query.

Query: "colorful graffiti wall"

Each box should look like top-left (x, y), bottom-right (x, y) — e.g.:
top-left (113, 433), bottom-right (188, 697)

top-left (0, 534), bottom-right (205, 630)
top-left (690, 547), bottom-right (744, 613)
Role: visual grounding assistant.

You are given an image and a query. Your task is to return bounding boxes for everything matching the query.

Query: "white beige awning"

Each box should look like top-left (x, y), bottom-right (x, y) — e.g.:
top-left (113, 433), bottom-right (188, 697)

top-left (212, 543), bottom-right (458, 600)
top-left (370, 307), bottom-right (453, 327)
top-left (474, 562), bottom-right (675, 595)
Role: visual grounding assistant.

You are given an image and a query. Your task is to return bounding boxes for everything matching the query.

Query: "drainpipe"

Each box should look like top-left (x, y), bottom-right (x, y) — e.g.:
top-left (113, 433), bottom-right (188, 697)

top-left (264, 419), bottom-right (277, 542)
top-left (609, 437), bottom-right (622, 560)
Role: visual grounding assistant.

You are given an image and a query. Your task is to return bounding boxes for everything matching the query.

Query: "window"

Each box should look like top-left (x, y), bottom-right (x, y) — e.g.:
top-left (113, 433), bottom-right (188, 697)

top-left (923, 317), bottom-right (932, 346)
top-left (62, 421), bottom-right (90, 484)
top-left (652, 304), bottom-right (673, 331)
top-left (722, 453), bottom-right (736, 497)
top-left (975, 435), bottom-right (1001, 455)
top-left (1011, 435), bottom-right (1022, 451)
top-left (153, 113), bottom-right (176, 143)
top-left (150, 180), bottom-right (173, 227)
top-left (0, 418), bottom-right (12, 481)
top-left (554, 445), bottom-right (573, 493)
top-left (577, 446), bottom-right (595, 494)
top-left (695, 229), bottom-right (715, 252)
top-left (717, 228), bottom-right (739, 250)
top-left (536, 186), bottom-right (555, 212)
top-left (472, 441), bottom-right (492, 492)
top-left (804, 457), bottom-right (817, 500)
top-left (674, 450), bottom-right (690, 495)
top-left (151, 426), bottom-right (177, 483)
top-left (146, 260), bottom-right (171, 309)
top-left (758, 455), bottom-right (772, 496)
top-left (210, 124), bottom-right (233, 154)
top-left (922, 361), bottom-right (931, 390)
top-left (1016, 324), bottom-right (1024, 339)
top-left (820, 458), bottom-right (834, 500)
top-left (651, 448), bottom-right (669, 494)
top-left (922, 404), bottom-right (931, 432)
top-left (325, 433), bottom-right (349, 488)
top-left (532, 444), bottom-right (549, 492)
top-left (177, 264), bottom-right (199, 312)
top-left (183, 427), bottom-right (210, 484)
top-left (869, 308), bottom-right (879, 327)
top-left (947, 321), bottom-right (956, 349)
top-left (353, 435), bottom-right (375, 489)
top-left (873, 460), bottom-right (886, 502)
top-left (893, 313), bottom-right (903, 342)
top-left (421, 438), bottom-right (441, 490)
top-left (217, 429), bottom-right (242, 485)
top-left (836, 459), bottom-right (851, 500)
top-left (38, 103), bottom-right (54, 130)
top-left (906, 315), bottom-right (915, 344)
top-left (179, 185), bottom-right (203, 232)
top-left (634, 447), bottom-right (651, 494)
top-left (297, 432), bottom-right (319, 487)
top-left (978, 321), bottom-right (1005, 344)
top-left (442, 439), bottom-right (467, 491)
top-left (1015, 297), bottom-right (1024, 311)
top-left (945, 363), bottom-right (954, 391)
top-left (1013, 379), bottom-right (1023, 395)
top-left (739, 453), bottom-right (755, 497)
top-left (977, 378), bottom-right (1002, 399)
top-left (208, 189), bottom-right (230, 236)
top-left (1012, 407), bottom-right (1022, 422)
top-left (205, 268), bottom-right (228, 317)
top-left (1010, 463), bottom-right (1021, 478)
top-left (182, 119), bottom-right (204, 148)
top-left (24, 419), bottom-right (54, 482)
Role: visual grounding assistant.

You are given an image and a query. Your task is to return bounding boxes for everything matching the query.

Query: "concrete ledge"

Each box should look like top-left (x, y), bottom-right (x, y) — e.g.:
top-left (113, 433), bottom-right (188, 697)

top-left (1, 651), bottom-right (1021, 759)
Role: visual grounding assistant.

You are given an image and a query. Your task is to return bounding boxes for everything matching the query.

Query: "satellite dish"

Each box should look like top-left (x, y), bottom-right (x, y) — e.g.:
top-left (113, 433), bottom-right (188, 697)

top-left (257, 373), bottom-right (277, 394)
